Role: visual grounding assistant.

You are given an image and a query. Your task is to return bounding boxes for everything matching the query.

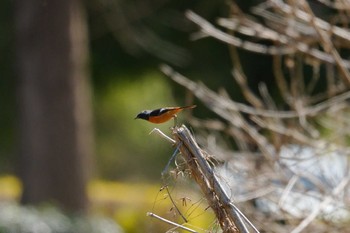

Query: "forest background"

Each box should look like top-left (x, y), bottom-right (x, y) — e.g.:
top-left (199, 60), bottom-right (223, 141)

top-left (0, 1), bottom-right (237, 232)
top-left (1, 0), bottom-right (349, 232)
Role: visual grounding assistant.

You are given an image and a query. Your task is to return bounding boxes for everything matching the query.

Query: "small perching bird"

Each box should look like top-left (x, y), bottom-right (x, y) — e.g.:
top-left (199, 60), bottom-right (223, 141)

top-left (135, 105), bottom-right (196, 125)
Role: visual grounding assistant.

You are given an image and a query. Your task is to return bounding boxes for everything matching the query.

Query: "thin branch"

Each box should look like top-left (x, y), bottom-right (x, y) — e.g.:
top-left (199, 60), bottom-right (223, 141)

top-left (147, 212), bottom-right (197, 233)
top-left (165, 185), bottom-right (188, 223)
top-left (186, 10), bottom-right (350, 68)
top-left (267, 0), bottom-right (350, 42)
top-left (299, 0), bottom-right (350, 86)
top-left (232, 68), bottom-right (264, 109)
top-left (173, 125), bottom-right (261, 233)
top-left (161, 64), bottom-right (350, 119)
top-left (291, 173), bottom-right (350, 233)
top-left (150, 128), bottom-right (175, 144)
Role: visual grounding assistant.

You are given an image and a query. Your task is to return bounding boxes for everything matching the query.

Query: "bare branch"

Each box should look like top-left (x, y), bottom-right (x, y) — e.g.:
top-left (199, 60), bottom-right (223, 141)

top-left (147, 212), bottom-right (197, 233)
top-left (291, 174), bottom-right (350, 233)
top-left (172, 125), bottom-right (258, 233)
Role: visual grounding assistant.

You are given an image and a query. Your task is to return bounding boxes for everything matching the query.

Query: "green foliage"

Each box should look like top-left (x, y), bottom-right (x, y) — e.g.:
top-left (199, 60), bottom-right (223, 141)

top-left (0, 0), bottom-right (233, 179)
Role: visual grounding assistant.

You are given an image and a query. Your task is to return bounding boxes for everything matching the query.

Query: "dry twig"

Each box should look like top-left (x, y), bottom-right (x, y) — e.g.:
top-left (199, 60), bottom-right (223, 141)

top-left (172, 125), bottom-right (260, 233)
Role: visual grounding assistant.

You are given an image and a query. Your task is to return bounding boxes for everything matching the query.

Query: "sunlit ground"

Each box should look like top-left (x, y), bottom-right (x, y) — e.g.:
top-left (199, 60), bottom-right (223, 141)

top-left (0, 175), bottom-right (217, 233)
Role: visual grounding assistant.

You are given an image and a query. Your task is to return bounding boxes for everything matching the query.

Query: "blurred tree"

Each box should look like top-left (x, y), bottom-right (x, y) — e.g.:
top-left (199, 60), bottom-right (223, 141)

top-left (14, 0), bottom-right (93, 212)
top-left (0, 0), bottom-right (16, 173)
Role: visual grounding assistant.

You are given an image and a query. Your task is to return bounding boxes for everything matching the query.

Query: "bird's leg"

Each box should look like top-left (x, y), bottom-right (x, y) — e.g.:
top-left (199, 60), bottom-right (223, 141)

top-left (173, 114), bottom-right (178, 127)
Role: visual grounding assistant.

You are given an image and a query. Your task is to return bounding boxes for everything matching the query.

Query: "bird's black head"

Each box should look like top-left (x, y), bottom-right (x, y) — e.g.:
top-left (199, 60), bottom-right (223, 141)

top-left (135, 110), bottom-right (150, 120)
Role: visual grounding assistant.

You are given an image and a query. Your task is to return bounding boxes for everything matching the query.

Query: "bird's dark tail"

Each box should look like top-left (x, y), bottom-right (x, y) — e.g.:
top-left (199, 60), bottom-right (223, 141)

top-left (180, 105), bottom-right (196, 109)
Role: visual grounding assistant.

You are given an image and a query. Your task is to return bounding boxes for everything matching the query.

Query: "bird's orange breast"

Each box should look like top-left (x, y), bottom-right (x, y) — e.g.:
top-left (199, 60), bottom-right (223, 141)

top-left (148, 108), bottom-right (182, 123)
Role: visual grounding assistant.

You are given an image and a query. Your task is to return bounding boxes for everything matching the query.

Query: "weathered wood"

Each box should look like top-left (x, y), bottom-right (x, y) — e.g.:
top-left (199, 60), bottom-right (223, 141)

top-left (172, 125), bottom-right (250, 233)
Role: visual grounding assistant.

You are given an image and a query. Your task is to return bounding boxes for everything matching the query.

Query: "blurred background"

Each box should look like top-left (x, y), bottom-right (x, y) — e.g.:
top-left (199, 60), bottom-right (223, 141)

top-left (0, 0), bottom-right (234, 232)
top-left (1, 0), bottom-right (350, 232)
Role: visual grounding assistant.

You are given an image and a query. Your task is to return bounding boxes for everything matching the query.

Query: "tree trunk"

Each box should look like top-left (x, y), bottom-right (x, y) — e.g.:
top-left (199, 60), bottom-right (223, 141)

top-left (15, 0), bottom-right (93, 212)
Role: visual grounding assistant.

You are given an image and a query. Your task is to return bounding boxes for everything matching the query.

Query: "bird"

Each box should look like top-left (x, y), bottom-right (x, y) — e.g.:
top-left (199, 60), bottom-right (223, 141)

top-left (135, 105), bottom-right (196, 125)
